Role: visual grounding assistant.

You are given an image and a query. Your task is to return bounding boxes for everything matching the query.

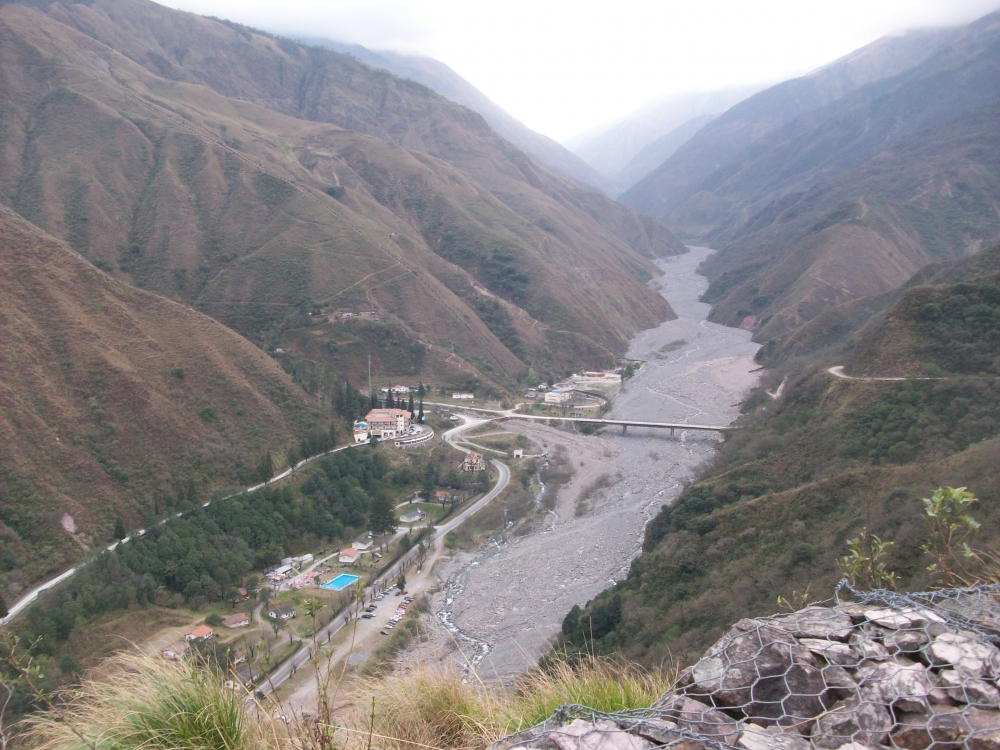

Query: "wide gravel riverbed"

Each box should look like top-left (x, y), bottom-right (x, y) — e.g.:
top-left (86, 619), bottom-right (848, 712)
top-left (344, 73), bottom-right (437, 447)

top-left (416, 247), bottom-right (761, 679)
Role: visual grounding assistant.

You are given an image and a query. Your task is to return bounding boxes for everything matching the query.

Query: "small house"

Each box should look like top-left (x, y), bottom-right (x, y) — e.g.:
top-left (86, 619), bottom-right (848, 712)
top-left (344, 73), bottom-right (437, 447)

top-left (433, 490), bottom-right (453, 503)
top-left (268, 604), bottom-right (295, 620)
top-left (162, 641), bottom-right (189, 660)
top-left (222, 613), bottom-right (250, 629)
top-left (400, 509), bottom-right (426, 524)
top-left (185, 625), bottom-right (214, 642)
top-left (339, 548), bottom-right (360, 564)
top-left (513, 449), bottom-right (524, 458)
top-left (353, 535), bottom-right (374, 551)
top-left (451, 392), bottom-right (474, 399)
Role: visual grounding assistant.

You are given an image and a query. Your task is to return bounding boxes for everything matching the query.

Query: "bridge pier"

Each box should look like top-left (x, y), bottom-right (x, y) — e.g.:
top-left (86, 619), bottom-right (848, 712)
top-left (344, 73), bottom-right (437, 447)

top-left (670, 427), bottom-right (674, 438)
top-left (622, 424), bottom-right (627, 436)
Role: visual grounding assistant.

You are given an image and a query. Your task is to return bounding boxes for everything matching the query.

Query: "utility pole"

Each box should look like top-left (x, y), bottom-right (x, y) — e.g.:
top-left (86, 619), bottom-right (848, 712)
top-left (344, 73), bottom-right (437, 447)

top-left (368, 354), bottom-right (372, 399)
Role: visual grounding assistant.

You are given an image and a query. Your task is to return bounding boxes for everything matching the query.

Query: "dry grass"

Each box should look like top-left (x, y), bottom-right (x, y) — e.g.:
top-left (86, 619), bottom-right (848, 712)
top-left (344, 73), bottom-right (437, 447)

top-left (342, 655), bottom-right (676, 750)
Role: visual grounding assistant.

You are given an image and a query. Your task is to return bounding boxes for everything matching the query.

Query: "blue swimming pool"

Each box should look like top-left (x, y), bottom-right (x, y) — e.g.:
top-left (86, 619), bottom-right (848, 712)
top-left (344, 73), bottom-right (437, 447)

top-left (321, 573), bottom-right (360, 591)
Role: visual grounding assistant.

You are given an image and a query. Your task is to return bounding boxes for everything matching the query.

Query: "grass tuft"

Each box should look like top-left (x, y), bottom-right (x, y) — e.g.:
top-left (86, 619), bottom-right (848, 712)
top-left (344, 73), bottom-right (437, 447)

top-left (22, 652), bottom-right (266, 750)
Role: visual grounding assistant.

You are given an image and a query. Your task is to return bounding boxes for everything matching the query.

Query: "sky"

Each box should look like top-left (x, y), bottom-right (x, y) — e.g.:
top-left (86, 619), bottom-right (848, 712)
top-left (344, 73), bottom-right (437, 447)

top-left (168, 0), bottom-right (1000, 143)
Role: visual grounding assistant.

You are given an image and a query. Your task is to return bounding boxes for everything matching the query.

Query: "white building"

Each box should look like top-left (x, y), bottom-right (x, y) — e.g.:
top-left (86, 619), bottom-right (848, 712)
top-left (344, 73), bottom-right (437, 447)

top-left (353, 421), bottom-right (371, 443)
top-left (544, 389), bottom-right (572, 404)
top-left (338, 548), bottom-right (360, 564)
top-left (366, 408), bottom-right (411, 439)
top-left (451, 392), bottom-right (474, 399)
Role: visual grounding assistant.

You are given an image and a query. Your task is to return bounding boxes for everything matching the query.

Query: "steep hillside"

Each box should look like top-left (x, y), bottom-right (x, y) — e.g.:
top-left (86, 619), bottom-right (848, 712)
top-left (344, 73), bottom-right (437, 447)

top-left (558, 249), bottom-right (1000, 665)
top-left (0, 0), bottom-right (682, 387)
top-left (701, 98), bottom-right (1000, 340)
top-left (0, 207), bottom-right (317, 599)
top-left (620, 24), bottom-right (967, 224)
top-left (304, 38), bottom-right (614, 194)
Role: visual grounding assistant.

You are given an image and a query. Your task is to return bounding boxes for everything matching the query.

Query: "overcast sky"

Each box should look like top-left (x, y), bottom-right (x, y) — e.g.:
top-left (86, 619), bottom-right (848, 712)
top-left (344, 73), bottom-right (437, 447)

top-left (169, 0), bottom-right (1000, 143)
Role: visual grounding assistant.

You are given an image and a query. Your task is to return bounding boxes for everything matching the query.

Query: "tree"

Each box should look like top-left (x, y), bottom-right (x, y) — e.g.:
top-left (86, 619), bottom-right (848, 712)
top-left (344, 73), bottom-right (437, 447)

top-left (418, 382), bottom-right (425, 398)
top-left (113, 517), bottom-right (126, 541)
top-left (408, 393), bottom-right (415, 415)
top-left (922, 486), bottom-right (980, 587)
top-left (396, 574), bottom-right (406, 591)
top-left (0, 592), bottom-right (7, 619)
top-left (421, 463), bottom-right (438, 498)
top-left (268, 615), bottom-right (287, 641)
top-left (245, 575), bottom-right (260, 601)
top-left (255, 452), bottom-right (274, 483)
top-left (226, 587), bottom-right (244, 609)
top-left (418, 398), bottom-right (424, 424)
top-left (369, 492), bottom-right (397, 536)
top-left (259, 586), bottom-right (274, 609)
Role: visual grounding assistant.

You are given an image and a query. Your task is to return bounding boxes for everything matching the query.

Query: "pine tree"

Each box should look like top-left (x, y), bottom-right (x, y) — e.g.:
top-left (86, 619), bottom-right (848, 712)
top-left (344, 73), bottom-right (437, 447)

top-left (408, 393), bottom-right (414, 415)
top-left (386, 391), bottom-right (394, 409)
top-left (418, 382), bottom-right (425, 398)
top-left (418, 398), bottom-right (424, 423)
top-left (0, 592), bottom-right (7, 619)
top-left (113, 517), bottom-right (126, 540)
top-left (369, 491), bottom-right (397, 536)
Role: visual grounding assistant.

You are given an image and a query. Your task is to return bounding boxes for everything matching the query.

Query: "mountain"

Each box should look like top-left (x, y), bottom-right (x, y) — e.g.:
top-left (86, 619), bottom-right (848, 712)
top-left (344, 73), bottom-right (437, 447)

top-left (0, 206), bottom-right (317, 599)
top-left (0, 0), bottom-right (685, 390)
top-left (619, 12), bottom-right (1000, 344)
top-left (621, 25), bottom-right (968, 222)
top-left (569, 86), bottom-right (763, 193)
top-left (302, 38), bottom-right (614, 194)
top-left (559, 243), bottom-right (1000, 665)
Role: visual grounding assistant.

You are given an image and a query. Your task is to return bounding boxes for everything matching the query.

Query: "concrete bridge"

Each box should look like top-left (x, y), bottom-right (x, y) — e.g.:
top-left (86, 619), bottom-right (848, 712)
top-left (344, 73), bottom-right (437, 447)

top-left (490, 413), bottom-right (732, 437)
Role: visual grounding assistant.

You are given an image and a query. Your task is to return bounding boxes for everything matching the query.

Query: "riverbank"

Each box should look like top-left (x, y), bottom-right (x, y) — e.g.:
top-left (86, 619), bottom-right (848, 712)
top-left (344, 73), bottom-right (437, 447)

top-left (407, 247), bottom-right (761, 679)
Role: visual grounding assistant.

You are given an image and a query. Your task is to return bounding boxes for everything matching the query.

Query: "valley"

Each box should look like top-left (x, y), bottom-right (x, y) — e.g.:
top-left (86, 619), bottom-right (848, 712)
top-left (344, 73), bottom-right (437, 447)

top-left (406, 247), bottom-right (760, 678)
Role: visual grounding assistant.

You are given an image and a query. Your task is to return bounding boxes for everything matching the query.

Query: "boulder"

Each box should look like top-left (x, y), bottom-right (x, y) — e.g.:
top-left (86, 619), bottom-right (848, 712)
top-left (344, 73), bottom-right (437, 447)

top-left (862, 607), bottom-right (945, 630)
top-left (769, 608), bottom-right (854, 642)
top-left (798, 639), bottom-right (859, 667)
top-left (937, 668), bottom-right (1000, 706)
top-left (686, 621), bottom-right (826, 723)
top-left (809, 696), bottom-right (892, 749)
top-left (654, 695), bottom-right (741, 745)
top-left (856, 657), bottom-right (933, 713)
top-left (891, 705), bottom-right (1000, 749)
top-left (736, 724), bottom-right (811, 750)
top-left (546, 720), bottom-right (652, 750)
top-left (928, 632), bottom-right (1000, 679)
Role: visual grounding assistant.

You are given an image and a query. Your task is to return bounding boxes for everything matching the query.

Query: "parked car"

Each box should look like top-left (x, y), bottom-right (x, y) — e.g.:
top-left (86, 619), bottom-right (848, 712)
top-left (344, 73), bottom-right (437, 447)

top-left (385, 623), bottom-right (394, 629)
top-left (380, 630), bottom-right (389, 636)
top-left (404, 597), bottom-right (414, 603)
top-left (361, 613), bottom-right (374, 619)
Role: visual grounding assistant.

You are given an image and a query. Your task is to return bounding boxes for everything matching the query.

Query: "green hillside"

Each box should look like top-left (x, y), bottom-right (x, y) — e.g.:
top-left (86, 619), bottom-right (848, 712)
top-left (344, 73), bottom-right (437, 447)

top-left (558, 249), bottom-right (1000, 665)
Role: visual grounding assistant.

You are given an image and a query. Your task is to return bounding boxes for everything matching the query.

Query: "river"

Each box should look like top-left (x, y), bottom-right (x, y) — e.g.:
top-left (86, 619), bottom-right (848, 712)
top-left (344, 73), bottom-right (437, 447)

top-left (418, 247), bottom-right (761, 679)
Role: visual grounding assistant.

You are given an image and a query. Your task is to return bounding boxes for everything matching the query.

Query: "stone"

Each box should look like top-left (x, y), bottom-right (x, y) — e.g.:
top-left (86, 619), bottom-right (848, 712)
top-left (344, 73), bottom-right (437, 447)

top-left (856, 657), bottom-right (933, 713)
top-left (891, 705), bottom-right (1000, 750)
top-left (736, 723), bottom-right (811, 750)
top-left (798, 639), bottom-right (859, 667)
top-left (883, 629), bottom-right (929, 654)
top-left (769, 608), bottom-right (854, 642)
top-left (830, 744), bottom-right (877, 750)
top-left (937, 668), bottom-right (1000, 706)
top-left (810, 696), bottom-right (892, 749)
top-left (862, 607), bottom-right (945, 630)
top-left (848, 631), bottom-right (890, 662)
top-left (686, 621), bottom-right (826, 723)
top-left (928, 632), bottom-right (1000, 679)
top-left (625, 718), bottom-right (682, 745)
top-left (654, 695), bottom-right (741, 745)
top-left (547, 720), bottom-right (652, 750)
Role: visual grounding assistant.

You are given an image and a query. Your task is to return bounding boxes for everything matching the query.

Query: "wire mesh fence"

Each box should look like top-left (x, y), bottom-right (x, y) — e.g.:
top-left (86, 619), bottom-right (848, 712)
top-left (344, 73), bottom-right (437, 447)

top-left (492, 581), bottom-right (1000, 750)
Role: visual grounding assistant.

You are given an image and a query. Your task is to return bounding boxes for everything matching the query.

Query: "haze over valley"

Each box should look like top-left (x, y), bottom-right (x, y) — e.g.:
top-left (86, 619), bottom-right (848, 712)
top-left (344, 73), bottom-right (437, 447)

top-left (2, 3), bottom-right (1000, 749)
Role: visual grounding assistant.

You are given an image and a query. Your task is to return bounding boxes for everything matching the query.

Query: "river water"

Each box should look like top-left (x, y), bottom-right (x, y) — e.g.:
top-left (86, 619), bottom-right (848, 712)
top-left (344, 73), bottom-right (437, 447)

top-left (422, 247), bottom-right (761, 678)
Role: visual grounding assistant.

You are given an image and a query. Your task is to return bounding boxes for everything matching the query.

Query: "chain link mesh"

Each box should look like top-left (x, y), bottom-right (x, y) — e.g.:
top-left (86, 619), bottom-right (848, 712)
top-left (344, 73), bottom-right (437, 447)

top-left (493, 582), bottom-right (1000, 750)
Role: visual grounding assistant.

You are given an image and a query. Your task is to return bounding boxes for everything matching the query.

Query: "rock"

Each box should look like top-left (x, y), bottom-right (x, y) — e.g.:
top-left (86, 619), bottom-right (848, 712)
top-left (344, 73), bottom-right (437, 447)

top-left (848, 631), bottom-right (890, 662)
top-left (736, 724), bottom-right (811, 750)
top-left (892, 705), bottom-right (1000, 749)
top-left (856, 657), bottom-right (933, 713)
top-left (810, 696), bottom-right (892, 749)
top-left (928, 632), bottom-right (1000, 679)
top-left (686, 621), bottom-right (826, 723)
top-left (547, 720), bottom-right (652, 750)
top-left (883, 629), bottom-right (929, 654)
top-left (798, 639), bottom-right (859, 667)
top-left (862, 607), bottom-right (945, 630)
top-left (937, 668), bottom-right (1000, 706)
top-left (625, 718), bottom-right (681, 745)
top-left (830, 744), bottom-right (877, 750)
top-left (819, 665), bottom-right (858, 700)
top-left (654, 695), bottom-right (741, 744)
top-left (769, 608), bottom-right (854, 642)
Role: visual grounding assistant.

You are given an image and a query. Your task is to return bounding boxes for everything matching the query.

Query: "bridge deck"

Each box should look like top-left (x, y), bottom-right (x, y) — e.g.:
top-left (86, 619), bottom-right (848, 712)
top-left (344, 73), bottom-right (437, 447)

top-left (495, 414), bottom-right (730, 431)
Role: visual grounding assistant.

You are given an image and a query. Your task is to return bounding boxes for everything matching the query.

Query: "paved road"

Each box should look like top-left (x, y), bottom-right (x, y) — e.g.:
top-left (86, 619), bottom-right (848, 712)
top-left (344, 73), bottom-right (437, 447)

top-left (259, 417), bottom-right (509, 703)
top-left (827, 365), bottom-right (943, 381)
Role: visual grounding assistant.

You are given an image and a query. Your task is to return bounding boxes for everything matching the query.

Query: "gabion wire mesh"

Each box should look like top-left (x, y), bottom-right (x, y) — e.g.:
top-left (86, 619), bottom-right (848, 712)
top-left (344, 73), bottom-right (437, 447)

top-left (493, 582), bottom-right (1000, 750)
